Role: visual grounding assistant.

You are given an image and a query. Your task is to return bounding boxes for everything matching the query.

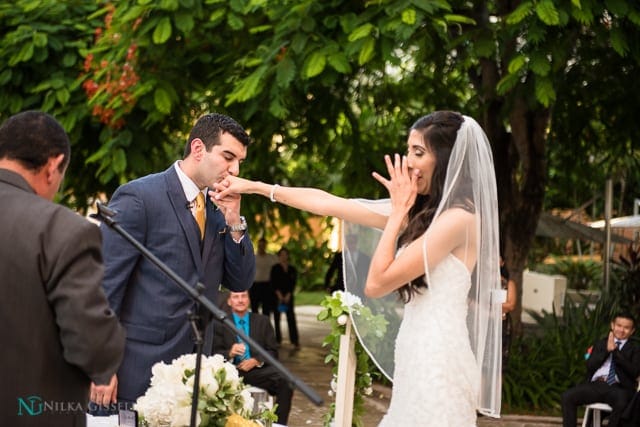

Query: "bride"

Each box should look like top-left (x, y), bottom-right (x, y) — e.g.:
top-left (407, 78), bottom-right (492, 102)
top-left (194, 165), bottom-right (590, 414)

top-left (213, 111), bottom-right (502, 425)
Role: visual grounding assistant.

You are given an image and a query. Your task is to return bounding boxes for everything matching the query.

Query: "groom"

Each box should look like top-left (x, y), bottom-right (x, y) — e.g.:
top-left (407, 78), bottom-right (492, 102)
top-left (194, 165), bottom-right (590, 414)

top-left (91, 113), bottom-right (256, 408)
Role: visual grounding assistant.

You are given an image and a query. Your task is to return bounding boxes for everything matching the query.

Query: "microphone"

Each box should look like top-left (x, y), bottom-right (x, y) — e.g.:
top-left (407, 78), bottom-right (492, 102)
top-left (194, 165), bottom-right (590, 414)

top-left (186, 200), bottom-right (194, 210)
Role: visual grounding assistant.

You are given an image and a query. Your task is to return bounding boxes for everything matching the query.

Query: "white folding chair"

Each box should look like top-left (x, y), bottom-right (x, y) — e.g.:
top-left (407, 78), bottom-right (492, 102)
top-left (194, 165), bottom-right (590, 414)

top-left (581, 402), bottom-right (612, 427)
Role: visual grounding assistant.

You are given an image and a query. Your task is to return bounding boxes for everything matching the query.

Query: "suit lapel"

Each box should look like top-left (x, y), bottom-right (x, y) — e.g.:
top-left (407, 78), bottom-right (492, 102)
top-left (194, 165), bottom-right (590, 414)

top-left (164, 167), bottom-right (204, 272)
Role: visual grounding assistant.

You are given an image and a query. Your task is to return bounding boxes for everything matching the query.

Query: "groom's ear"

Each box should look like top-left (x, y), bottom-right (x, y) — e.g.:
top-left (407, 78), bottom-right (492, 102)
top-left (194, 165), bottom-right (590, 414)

top-left (190, 138), bottom-right (206, 160)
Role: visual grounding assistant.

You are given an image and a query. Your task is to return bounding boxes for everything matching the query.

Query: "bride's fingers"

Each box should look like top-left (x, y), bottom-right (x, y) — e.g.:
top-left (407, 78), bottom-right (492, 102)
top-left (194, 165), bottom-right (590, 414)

top-left (401, 155), bottom-right (409, 176)
top-left (383, 154), bottom-right (395, 177)
top-left (371, 171), bottom-right (390, 189)
top-left (213, 187), bottom-right (230, 200)
top-left (393, 153), bottom-right (402, 175)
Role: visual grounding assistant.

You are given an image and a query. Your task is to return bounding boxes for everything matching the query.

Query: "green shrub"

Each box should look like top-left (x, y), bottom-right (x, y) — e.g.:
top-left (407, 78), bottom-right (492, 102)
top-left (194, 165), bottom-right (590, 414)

top-left (535, 258), bottom-right (602, 290)
top-left (610, 243), bottom-right (640, 315)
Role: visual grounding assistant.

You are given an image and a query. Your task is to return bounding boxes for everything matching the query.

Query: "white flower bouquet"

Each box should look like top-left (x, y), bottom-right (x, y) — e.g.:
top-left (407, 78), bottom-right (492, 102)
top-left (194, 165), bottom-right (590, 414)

top-left (135, 353), bottom-right (275, 427)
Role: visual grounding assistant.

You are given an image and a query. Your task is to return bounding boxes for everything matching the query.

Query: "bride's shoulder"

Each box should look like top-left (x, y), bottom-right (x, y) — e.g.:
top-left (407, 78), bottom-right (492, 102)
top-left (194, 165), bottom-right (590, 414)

top-left (437, 206), bottom-right (475, 223)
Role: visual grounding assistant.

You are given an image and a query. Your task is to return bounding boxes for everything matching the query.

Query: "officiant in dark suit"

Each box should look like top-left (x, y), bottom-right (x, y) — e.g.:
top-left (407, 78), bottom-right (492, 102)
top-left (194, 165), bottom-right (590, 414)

top-left (213, 290), bottom-right (293, 425)
top-left (561, 312), bottom-right (640, 427)
top-left (0, 111), bottom-right (125, 426)
top-left (92, 113), bottom-right (256, 408)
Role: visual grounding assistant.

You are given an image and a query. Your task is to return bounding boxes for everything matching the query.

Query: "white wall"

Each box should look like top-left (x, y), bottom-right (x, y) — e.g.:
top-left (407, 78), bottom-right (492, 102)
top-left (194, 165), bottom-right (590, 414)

top-left (521, 270), bottom-right (567, 324)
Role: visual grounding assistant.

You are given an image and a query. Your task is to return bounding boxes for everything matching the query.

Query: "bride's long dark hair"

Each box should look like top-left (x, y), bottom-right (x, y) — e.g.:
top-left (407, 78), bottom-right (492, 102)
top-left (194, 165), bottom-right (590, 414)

top-left (396, 111), bottom-right (465, 303)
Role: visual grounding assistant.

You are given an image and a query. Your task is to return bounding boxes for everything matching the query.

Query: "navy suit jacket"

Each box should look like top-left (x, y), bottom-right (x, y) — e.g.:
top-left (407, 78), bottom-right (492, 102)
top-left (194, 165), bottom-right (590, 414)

top-left (101, 165), bottom-right (255, 401)
top-left (586, 337), bottom-right (640, 392)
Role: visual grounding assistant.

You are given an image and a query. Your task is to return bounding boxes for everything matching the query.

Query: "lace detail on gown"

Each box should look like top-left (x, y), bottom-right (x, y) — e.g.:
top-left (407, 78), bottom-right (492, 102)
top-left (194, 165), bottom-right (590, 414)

top-left (379, 254), bottom-right (480, 427)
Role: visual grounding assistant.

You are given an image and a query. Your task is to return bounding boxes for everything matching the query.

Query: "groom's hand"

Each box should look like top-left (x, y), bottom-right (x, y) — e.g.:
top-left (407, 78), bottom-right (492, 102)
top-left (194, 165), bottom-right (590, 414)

top-left (90, 374), bottom-right (118, 406)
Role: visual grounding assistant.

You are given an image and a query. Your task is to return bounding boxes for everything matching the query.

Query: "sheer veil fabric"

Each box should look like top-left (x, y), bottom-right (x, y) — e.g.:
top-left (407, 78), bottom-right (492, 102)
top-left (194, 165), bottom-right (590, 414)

top-left (343, 115), bottom-right (502, 417)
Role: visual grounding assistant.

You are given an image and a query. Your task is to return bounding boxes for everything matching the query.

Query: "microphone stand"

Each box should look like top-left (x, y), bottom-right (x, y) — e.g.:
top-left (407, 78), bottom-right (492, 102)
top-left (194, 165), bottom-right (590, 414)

top-left (92, 202), bottom-right (323, 427)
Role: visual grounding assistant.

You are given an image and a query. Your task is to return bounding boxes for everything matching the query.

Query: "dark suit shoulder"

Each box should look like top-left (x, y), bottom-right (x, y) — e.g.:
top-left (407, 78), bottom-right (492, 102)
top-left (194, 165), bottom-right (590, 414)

top-left (250, 312), bottom-right (272, 324)
top-left (3, 179), bottom-right (99, 241)
top-left (115, 167), bottom-right (171, 195)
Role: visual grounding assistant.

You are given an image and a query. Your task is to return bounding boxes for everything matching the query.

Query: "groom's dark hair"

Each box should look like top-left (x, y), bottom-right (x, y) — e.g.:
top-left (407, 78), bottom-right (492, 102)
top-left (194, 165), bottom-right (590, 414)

top-left (184, 113), bottom-right (251, 157)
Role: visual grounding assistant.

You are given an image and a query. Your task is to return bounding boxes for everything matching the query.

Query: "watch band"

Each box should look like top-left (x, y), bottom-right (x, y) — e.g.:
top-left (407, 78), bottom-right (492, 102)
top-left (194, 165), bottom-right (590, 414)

top-left (227, 216), bottom-right (247, 232)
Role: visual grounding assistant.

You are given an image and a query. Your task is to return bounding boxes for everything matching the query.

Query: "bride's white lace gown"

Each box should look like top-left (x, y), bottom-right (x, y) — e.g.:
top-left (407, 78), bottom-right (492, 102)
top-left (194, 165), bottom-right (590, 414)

top-left (379, 254), bottom-right (479, 427)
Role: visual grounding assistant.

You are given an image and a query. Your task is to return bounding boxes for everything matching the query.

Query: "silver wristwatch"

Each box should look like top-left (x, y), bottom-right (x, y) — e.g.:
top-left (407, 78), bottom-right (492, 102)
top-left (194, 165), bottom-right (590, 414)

top-left (227, 216), bottom-right (247, 232)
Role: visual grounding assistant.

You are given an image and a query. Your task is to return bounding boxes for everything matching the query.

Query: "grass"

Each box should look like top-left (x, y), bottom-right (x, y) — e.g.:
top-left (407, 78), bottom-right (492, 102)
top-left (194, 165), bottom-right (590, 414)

top-left (295, 290), bottom-right (328, 306)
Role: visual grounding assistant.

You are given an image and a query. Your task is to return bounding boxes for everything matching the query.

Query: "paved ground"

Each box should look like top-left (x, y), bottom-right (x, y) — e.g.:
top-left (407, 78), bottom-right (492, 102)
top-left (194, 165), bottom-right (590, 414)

top-left (278, 306), bottom-right (567, 427)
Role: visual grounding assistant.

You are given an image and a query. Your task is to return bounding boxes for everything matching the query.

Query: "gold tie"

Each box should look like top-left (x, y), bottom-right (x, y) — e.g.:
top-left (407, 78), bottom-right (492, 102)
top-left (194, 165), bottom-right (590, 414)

top-left (195, 192), bottom-right (205, 239)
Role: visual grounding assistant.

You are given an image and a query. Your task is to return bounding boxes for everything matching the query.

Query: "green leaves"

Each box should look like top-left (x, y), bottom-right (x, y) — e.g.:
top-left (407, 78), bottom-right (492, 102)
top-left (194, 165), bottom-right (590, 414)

top-left (303, 51), bottom-right (327, 79)
top-left (506, 1), bottom-right (533, 25)
top-left (348, 23), bottom-right (375, 42)
top-left (275, 55), bottom-right (296, 87)
top-left (153, 16), bottom-right (172, 44)
top-left (327, 52), bottom-right (351, 74)
top-left (154, 87), bottom-right (172, 114)
top-left (358, 38), bottom-right (376, 65)
top-left (535, 0), bottom-right (561, 25)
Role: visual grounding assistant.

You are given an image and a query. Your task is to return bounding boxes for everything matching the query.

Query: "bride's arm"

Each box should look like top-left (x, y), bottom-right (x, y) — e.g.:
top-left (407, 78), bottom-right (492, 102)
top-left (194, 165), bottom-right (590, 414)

top-left (366, 208), bottom-right (474, 298)
top-left (212, 175), bottom-right (388, 229)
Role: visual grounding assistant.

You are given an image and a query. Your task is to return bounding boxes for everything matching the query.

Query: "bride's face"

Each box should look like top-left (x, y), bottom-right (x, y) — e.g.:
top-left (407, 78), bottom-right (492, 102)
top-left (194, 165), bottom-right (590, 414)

top-left (406, 129), bottom-right (436, 195)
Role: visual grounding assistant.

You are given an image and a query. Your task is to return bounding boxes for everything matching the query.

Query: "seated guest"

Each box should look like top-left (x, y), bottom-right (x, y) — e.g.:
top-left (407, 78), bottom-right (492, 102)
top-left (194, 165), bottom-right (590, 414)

top-left (213, 291), bottom-right (293, 425)
top-left (561, 312), bottom-right (640, 427)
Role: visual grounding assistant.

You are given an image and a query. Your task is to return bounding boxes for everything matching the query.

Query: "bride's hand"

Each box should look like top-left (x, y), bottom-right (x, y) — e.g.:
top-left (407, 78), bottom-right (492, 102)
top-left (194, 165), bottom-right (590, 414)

top-left (372, 154), bottom-right (418, 216)
top-left (210, 175), bottom-right (252, 201)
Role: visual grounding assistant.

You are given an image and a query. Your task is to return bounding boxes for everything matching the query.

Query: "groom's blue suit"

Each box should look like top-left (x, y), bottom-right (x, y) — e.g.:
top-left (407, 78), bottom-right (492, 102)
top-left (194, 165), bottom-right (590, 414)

top-left (101, 165), bottom-right (256, 402)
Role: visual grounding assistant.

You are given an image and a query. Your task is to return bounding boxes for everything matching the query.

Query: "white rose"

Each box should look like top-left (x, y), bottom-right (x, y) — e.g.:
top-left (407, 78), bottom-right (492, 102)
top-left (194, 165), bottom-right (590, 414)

top-left (199, 367), bottom-right (220, 397)
top-left (171, 404), bottom-right (199, 427)
top-left (240, 388), bottom-right (254, 413)
top-left (336, 314), bottom-right (348, 325)
top-left (340, 291), bottom-right (363, 310)
top-left (149, 361), bottom-right (174, 387)
top-left (223, 362), bottom-right (241, 388)
top-left (172, 353), bottom-right (197, 373)
top-left (208, 354), bottom-right (227, 370)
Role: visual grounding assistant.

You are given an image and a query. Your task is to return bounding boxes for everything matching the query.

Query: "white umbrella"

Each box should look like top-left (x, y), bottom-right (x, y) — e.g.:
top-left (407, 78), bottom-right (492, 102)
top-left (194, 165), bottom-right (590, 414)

top-left (589, 215), bottom-right (640, 229)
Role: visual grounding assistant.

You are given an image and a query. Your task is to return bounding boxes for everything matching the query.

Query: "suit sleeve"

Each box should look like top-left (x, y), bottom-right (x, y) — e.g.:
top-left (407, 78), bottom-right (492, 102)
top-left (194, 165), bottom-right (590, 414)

top-left (253, 316), bottom-right (279, 363)
top-left (586, 339), bottom-right (609, 375)
top-left (222, 231), bottom-right (256, 292)
top-left (212, 320), bottom-right (235, 360)
top-left (614, 341), bottom-right (640, 381)
top-left (45, 213), bottom-right (125, 385)
top-left (101, 185), bottom-right (147, 315)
